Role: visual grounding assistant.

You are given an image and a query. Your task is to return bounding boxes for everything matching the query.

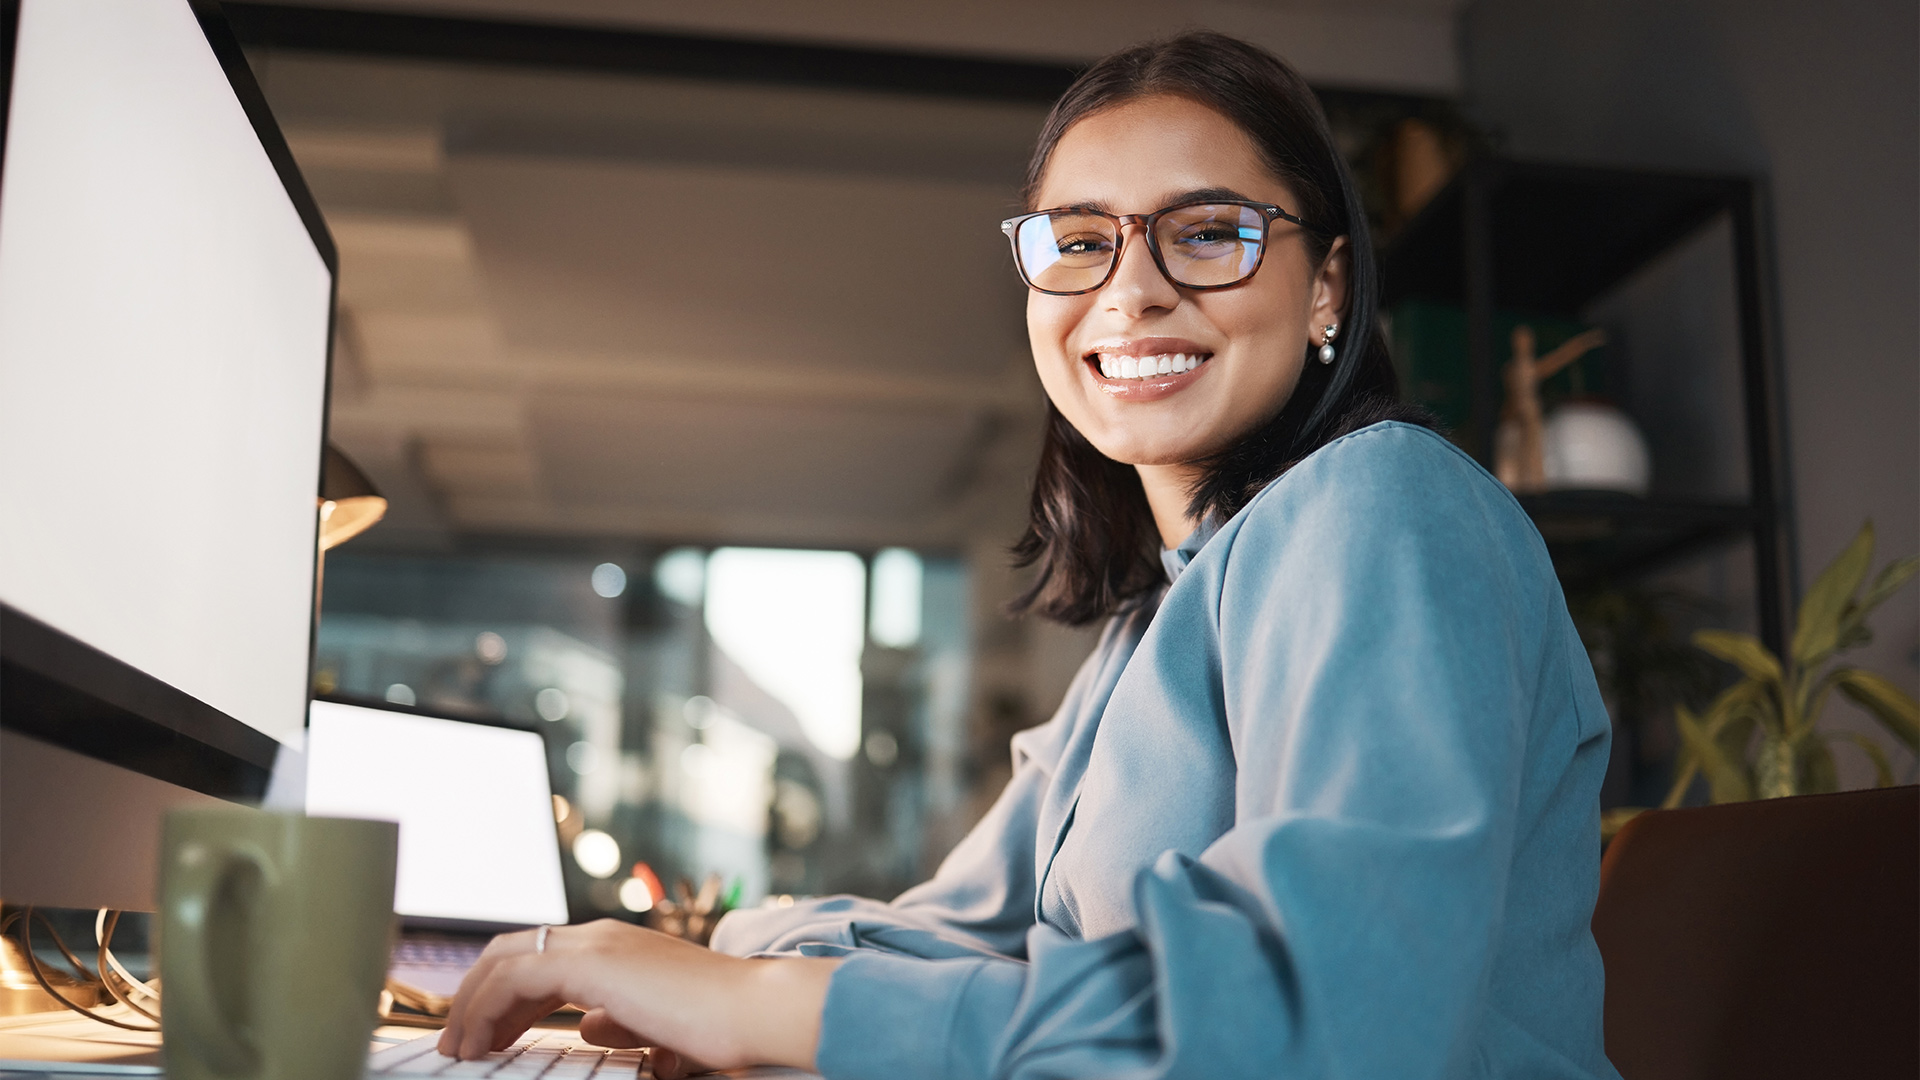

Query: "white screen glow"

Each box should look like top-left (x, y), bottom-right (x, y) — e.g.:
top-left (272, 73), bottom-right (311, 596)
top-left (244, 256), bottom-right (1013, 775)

top-left (305, 701), bottom-right (570, 926)
top-left (0, 0), bottom-right (332, 747)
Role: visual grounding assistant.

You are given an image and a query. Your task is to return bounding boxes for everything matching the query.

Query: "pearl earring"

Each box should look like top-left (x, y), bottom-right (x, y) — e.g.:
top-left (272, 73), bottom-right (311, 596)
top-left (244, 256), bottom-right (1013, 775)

top-left (1318, 323), bottom-right (1340, 364)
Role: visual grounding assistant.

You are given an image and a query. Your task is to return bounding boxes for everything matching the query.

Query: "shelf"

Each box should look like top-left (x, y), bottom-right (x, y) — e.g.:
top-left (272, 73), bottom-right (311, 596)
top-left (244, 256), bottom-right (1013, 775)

top-left (1520, 492), bottom-right (1755, 589)
top-left (1382, 159), bottom-right (1746, 316)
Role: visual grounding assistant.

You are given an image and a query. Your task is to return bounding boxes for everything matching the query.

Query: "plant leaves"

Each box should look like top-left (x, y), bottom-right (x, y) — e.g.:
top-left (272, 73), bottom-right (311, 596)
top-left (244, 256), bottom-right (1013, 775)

top-left (1793, 521), bottom-right (1875, 667)
top-left (1661, 745), bottom-right (1700, 810)
top-left (1859, 554), bottom-right (1920, 615)
top-left (1838, 554), bottom-right (1920, 648)
top-left (1827, 732), bottom-right (1896, 787)
top-left (1834, 669), bottom-right (1920, 751)
top-left (1677, 705), bottom-right (1752, 803)
top-left (1694, 630), bottom-right (1784, 688)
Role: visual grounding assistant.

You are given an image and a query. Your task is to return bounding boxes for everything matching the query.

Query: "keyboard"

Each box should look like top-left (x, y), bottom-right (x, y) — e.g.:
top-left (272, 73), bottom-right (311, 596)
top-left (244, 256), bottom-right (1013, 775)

top-left (393, 935), bottom-right (490, 969)
top-left (368, 1030), bottom-right (649, 1080)
top-left (391, 934), bottom-right (492, 1003)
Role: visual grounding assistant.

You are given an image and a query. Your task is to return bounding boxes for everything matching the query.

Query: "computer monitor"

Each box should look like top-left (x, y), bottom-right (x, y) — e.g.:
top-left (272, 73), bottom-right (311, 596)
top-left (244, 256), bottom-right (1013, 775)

top-left (0, 0), bottom-right (334, 909)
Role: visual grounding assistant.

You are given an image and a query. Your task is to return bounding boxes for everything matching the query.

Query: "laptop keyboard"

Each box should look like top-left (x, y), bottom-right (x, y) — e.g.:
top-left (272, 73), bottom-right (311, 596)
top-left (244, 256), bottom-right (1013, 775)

top-left (369, 1030), bottom-right (649, 1080)
top-left (393, 936), bottom-right (490, 969)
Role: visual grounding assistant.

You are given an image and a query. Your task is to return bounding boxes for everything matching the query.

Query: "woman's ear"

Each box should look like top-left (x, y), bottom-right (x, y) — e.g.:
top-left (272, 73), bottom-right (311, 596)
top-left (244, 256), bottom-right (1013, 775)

top-left (1306, 236), bottom-right (1351, 343)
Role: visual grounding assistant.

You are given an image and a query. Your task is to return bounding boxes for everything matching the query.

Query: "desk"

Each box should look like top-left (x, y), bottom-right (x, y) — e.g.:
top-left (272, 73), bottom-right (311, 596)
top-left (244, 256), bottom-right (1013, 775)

top-left (0, 1012), bottom-right (817, 1080)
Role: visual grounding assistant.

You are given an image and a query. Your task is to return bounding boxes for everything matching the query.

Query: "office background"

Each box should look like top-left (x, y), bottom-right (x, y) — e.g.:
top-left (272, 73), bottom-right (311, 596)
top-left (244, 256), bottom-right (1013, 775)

top-left (225, 0), bottom-right (1914, 915)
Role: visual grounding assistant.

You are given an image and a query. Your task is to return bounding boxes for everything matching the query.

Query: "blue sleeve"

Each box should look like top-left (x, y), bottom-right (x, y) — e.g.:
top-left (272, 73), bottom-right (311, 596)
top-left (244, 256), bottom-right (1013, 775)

top-left (709, 628), bottom-right (1107, 963)
top-left (814, 427), bottom-right (1573, 1080)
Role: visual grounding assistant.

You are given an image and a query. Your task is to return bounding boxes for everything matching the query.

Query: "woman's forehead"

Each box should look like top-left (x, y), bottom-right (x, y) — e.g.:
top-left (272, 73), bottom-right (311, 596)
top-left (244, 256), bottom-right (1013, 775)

top-left (1033, 95), bottom-right (1291, 210)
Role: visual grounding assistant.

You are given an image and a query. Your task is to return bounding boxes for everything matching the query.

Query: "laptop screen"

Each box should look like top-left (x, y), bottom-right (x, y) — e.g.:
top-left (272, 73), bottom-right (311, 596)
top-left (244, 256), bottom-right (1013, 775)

top-left (305, 699), bottom-right (570, 927)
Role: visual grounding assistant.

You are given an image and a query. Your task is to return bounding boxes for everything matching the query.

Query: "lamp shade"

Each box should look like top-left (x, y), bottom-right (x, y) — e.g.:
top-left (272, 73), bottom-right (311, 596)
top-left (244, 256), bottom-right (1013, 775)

top-left (318, 443), bottom-right (386, 550)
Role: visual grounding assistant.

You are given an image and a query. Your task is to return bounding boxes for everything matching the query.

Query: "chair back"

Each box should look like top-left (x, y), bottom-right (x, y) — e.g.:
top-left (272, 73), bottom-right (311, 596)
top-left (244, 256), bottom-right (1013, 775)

top-left (1593, 785), bottom-right (1918, 1080)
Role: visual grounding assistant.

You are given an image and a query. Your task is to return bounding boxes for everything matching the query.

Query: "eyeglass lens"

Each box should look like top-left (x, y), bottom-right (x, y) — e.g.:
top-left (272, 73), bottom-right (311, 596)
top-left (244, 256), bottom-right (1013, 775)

top-left (1013, 203), bottom-right (1268, 293)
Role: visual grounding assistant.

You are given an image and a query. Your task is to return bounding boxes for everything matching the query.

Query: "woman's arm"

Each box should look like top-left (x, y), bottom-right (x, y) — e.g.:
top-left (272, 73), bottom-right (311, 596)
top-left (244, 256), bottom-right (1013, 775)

top-left (437, 921), bottom-right (840, 1074)
top-left (709, 616), bottom-right (1137, 963)
top-left (804, 427), bottom-right (1612, 1079)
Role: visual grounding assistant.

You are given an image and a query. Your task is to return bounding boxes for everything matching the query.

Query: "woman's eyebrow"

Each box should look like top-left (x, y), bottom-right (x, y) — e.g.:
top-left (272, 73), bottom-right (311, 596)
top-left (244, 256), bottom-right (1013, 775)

top-left (1166, 186), bottom-right (1256, 205)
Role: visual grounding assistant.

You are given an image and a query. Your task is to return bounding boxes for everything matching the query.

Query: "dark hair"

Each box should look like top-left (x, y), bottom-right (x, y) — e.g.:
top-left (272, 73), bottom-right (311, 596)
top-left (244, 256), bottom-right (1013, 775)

top-left (1010, 31), bottom-right (1434, 626)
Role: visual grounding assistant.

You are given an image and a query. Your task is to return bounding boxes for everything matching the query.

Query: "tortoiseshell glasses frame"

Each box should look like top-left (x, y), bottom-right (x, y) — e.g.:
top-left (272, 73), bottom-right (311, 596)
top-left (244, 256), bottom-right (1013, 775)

top-left (999, 199), bottom-right (1320, 296)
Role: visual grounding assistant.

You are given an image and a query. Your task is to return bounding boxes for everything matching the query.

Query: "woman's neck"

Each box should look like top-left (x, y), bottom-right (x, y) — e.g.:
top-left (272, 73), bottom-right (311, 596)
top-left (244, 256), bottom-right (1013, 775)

top-left (1136, 463), bottom-right (1204, 549)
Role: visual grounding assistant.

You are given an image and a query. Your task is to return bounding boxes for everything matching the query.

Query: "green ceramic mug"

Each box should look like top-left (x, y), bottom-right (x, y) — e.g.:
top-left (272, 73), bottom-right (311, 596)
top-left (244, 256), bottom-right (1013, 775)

top-left (159, 806), bottom-right (398, 1080)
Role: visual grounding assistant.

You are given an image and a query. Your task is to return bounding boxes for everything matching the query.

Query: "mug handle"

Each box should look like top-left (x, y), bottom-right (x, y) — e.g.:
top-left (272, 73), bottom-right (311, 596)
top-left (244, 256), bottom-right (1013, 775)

top-left (166, 841), bottom-right (274, 1076)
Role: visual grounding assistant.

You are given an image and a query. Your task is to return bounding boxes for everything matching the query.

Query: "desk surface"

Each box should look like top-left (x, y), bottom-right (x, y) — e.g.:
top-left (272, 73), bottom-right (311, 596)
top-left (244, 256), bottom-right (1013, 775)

top-left (0, 1011), bottom-right (818, 1080)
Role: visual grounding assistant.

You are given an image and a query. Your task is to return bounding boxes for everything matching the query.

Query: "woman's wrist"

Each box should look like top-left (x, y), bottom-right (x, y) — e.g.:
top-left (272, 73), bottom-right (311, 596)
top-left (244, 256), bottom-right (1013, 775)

top-left (736, 955), bottom-right (843, 1070)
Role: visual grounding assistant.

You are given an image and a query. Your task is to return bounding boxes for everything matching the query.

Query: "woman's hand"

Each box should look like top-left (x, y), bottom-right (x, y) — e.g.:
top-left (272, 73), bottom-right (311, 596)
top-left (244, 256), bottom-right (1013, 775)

top-left (436, 920), bottom-right (840, 1076)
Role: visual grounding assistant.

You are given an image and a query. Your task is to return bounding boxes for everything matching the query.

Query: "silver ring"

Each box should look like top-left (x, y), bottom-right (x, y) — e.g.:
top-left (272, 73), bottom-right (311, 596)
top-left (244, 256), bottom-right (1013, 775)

top-left (535, 924), bottom-right (550, 955)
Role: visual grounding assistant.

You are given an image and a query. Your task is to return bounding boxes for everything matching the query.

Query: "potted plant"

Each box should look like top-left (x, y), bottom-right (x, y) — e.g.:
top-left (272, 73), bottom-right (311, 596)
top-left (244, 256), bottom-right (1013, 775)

top-left (1603, 520), bottom-right (1917, 835)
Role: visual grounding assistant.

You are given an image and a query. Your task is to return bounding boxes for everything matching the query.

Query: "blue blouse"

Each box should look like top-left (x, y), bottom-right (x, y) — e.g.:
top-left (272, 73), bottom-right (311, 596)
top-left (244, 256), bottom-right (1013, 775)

top-left (711, 422), bottom-right (1620, 1080)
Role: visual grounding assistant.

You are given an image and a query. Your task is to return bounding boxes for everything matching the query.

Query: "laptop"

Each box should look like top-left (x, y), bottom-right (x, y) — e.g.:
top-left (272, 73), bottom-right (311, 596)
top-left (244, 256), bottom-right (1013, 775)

top-left (304, 698), bottom-right (572, 1015)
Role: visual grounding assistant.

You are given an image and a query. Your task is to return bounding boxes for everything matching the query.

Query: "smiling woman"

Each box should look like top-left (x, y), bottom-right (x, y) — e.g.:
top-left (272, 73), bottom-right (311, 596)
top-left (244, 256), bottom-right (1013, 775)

top-left (437, 31), bottom-right (1620, 1080)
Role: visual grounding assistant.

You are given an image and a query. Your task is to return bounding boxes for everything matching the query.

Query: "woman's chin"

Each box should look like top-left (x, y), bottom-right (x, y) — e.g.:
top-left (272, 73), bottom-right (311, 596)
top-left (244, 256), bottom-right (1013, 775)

top-left (1084, 435), bottom-right (1214, 469)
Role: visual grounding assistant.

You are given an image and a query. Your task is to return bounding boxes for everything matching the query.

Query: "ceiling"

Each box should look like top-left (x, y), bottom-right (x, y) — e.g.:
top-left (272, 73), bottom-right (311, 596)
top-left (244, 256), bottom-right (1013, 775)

top-left (245, 0), bottom-right (1469, 92)
top-left (258, 52), bottom-right (1052, 550)
top-left (250, 0), bottom-right (1466, 552)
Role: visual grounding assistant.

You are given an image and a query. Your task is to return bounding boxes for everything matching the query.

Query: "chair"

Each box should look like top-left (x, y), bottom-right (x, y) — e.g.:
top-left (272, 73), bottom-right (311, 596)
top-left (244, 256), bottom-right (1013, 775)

top-left (1592, 785), bottom-right (1918, 1080)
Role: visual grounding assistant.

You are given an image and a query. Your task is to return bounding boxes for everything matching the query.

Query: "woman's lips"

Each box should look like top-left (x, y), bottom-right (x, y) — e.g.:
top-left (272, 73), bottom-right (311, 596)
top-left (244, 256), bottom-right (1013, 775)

top-left (1082, 348), bottom-right (1214, 399)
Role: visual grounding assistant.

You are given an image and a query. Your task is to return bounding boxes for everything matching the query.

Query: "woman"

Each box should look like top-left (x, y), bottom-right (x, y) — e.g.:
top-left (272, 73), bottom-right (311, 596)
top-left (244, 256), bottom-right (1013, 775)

top-left (440, 32), bottom-right (1618, 1080)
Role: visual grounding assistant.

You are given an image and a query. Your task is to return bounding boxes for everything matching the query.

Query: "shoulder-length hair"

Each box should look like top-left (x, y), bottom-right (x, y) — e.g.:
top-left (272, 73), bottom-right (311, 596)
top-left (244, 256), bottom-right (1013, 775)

top-left (1009, 31), bottom-right (1434, 626)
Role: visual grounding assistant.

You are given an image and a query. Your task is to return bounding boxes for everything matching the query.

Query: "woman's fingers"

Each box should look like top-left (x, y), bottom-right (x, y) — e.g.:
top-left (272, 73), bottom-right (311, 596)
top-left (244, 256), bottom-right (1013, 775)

top-left (452, 953), bottom-right (573, 1059)
top-left (577, 1009), bottom-right (644, 1049)
top-left (650, 1047), bottom-right (709, 1080)
top-left (439, 928), bottom-right (543, 1056)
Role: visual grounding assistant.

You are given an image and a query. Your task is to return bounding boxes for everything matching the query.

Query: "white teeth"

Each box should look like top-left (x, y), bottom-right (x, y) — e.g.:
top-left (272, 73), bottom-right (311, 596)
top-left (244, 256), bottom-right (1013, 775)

top-left (1095, 352), bottom-right (1208, 380)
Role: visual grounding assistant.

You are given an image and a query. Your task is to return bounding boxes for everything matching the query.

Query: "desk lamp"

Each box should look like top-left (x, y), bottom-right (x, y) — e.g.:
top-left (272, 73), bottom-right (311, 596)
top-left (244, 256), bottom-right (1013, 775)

top-left (319, 444), bottom-right (387, 552)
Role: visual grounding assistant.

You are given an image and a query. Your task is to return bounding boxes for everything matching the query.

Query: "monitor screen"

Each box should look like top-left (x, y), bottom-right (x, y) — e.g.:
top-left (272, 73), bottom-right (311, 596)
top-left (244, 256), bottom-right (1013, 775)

top-left (304, 700), bottom-right (571, 928)
top-left (0, 0), bottom-right (332, 750)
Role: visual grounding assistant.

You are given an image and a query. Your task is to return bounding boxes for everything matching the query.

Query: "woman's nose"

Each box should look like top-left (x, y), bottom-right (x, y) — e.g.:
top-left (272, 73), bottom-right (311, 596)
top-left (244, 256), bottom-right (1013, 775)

top-left (1103, 222), bottom-right (1179, 314)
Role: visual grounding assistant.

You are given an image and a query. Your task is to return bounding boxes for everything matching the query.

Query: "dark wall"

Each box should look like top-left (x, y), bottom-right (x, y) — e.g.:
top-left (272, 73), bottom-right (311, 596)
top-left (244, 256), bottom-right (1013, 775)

top-left (1463, 0), bottom-right (1920, 778)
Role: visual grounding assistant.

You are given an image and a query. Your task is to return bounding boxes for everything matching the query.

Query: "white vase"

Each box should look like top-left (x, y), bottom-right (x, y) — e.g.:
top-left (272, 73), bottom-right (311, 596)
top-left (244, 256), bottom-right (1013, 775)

top-left (1542, 401), bottom-right (1651, 495)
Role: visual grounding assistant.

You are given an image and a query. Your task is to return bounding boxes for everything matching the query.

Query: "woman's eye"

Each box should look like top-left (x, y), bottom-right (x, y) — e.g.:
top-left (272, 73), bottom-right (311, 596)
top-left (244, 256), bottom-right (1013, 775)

top-left (1057, 235), bottom-right (1114, 256)
top-left (1177, 225), bottom-right (1238, 245)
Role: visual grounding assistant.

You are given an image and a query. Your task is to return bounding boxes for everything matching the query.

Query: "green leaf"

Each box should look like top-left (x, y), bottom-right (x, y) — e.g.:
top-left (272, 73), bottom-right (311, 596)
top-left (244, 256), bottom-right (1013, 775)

top-left (1859, 554), bottom-right (1920, 615)
top-left (1834, 669), bottom-right (1920, 752)
top-left (1677, 705), bottom-right (1752, 803)
top-left (1836, 622), bottom-right (1874, 651)
top-left (1793, 522), bottom-right (1875, 667)
top-left (1837, 554), bottom-right (1920, 650)
top-left (1827, 732), bottom-right (1896, 787)
top-left (1661, 748), bottom-right (1700, 810)
top-left (1693, 630), bottom-right (1784, 687)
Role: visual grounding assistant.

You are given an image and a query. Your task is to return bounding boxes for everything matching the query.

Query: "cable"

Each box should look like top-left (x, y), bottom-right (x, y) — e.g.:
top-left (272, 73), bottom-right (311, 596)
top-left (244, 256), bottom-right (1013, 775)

top-left (93, 910), bottom-right (160, 1023)
top-left (6, 909), bottom-right (159, 1032)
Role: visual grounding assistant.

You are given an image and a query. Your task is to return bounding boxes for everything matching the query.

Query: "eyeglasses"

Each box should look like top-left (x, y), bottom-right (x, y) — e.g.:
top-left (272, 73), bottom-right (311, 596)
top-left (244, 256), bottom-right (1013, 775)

top-left (1000, 200), bottom-right (1318, 296)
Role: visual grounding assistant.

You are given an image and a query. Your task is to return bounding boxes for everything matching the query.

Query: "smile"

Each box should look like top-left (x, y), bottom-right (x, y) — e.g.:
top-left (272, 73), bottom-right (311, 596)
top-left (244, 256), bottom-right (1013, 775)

top-left (1088, 352), bottom-right (1212, 380)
